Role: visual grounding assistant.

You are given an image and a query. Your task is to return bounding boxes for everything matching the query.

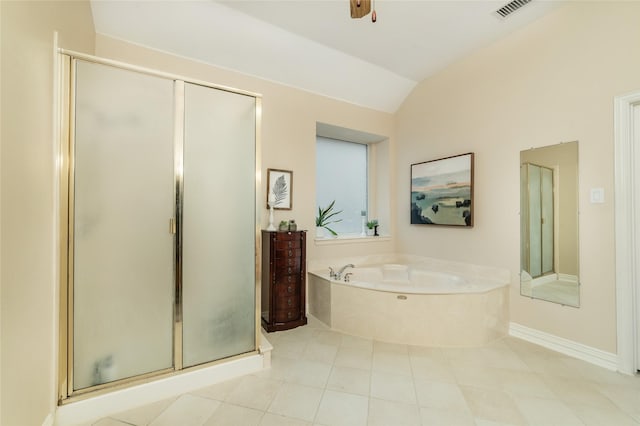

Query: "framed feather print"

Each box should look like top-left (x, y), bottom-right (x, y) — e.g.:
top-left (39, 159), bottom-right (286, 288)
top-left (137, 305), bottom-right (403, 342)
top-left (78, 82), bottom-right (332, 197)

top-left (267, 168), bottom-right (293, 210)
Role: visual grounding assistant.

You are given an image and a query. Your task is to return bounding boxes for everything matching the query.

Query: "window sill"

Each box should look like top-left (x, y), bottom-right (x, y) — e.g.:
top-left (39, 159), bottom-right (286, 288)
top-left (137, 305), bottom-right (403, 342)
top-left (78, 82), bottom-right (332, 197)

top-left (314, 234), bottom-right (391, 246)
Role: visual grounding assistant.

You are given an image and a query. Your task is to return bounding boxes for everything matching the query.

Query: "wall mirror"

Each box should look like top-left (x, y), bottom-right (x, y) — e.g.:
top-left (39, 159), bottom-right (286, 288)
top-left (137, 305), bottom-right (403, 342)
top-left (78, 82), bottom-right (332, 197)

top-left (520, 141), bottom-right (579, 307)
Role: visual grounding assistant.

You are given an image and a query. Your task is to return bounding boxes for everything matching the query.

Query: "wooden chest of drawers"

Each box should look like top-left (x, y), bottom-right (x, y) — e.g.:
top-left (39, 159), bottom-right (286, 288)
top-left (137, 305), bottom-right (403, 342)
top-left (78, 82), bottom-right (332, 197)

top-left (261, 230), bottom-right (307, 332)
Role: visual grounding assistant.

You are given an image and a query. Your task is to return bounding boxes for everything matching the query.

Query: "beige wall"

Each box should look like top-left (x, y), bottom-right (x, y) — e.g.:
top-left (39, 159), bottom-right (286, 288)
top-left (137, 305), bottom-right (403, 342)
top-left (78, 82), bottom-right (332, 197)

top-left (94, 35), bottom-right (397, 263)
top-left (0, 1), bottom-right (95, 425)
top-left (396, 2), bottom-right (640, 353)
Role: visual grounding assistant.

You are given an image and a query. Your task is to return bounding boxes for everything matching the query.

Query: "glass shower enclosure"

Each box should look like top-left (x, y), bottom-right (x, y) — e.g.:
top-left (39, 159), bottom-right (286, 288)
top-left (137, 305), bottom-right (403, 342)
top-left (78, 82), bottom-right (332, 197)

top-left (521, 163), bottom-right (554, 279)
top-left (60, 56), bottom-right (260, 399)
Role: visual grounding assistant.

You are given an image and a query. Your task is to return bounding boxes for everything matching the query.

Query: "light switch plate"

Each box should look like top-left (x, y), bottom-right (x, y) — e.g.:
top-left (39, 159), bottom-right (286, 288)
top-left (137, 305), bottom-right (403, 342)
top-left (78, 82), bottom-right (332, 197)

top-left (590, 188), bottom-right (605, 203)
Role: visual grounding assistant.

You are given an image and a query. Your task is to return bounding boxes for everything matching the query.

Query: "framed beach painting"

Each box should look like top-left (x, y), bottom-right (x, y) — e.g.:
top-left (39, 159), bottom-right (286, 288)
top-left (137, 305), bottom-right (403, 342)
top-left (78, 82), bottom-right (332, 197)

top-left (267, 168), bottom-right (292, 210)
top-left (410, 153), bottom-right (474, 227)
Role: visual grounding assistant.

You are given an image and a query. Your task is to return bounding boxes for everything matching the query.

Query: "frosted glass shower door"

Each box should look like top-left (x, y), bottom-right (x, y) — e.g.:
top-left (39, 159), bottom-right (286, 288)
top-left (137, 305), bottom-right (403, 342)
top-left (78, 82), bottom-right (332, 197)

top-left (528, 165), bottom-right (542, 277)
top-left (182, 83), bottom-right (256, 367)
top-left (540, 167), bottom-right (554, 275)
top-left (73, 61), bottom-right (175, 390)
top-left (525, 163), bottom-right (554, 279)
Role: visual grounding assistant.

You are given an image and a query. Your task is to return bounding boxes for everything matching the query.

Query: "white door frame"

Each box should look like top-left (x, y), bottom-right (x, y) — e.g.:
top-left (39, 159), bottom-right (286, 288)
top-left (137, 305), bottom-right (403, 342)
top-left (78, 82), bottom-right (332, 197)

top-left (614, 89), bottom-right (640, 375)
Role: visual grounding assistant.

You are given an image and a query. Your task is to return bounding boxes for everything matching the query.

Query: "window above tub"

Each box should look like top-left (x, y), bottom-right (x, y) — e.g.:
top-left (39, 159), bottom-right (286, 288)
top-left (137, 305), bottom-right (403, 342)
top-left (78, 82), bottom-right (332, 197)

top-left (315, 122), bottom-right (391, 242)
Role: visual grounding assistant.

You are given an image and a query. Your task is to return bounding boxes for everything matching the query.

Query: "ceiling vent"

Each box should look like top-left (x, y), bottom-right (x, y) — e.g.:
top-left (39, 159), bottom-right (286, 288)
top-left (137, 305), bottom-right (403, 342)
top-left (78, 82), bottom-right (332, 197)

top-left (495, 0), bottom-right (532, 18)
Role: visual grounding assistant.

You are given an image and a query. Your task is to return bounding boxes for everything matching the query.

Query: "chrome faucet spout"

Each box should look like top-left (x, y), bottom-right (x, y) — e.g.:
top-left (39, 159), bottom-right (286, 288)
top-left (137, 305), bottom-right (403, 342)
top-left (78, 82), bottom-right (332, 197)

top-left (334, 264), bottom-right (355, 280)
top-left (338, 264), bottom-right (355, 274)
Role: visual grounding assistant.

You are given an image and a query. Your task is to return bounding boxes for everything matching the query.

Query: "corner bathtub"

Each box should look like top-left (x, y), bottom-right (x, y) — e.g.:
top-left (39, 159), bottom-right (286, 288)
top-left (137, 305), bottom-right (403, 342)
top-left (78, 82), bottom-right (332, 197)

top-left (308, 262), bottom-right (509, 347)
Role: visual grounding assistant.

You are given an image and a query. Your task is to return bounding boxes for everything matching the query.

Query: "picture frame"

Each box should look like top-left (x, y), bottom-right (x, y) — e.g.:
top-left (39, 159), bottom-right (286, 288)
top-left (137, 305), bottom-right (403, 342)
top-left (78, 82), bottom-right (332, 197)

top-left (267, 168), bottom-right (293, 210)
top-left (410, 153), bottom-right (474, 227)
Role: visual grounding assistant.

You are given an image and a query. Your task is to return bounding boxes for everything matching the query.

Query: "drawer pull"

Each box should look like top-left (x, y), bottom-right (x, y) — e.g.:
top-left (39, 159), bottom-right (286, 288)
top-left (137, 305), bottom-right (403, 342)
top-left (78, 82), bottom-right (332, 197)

top-left (287, 259), bottom-right (293, 266)
top-left (287, 311), bottom-right (293, 319)
top-left (288, 285), bottom-right (293, 293)
top-left (288, 267), bottom-right (293, 274)
top-left (287, 298), bottom-right (292, 306)
top-left (288, 241), bottom-right (293, 248)
top-left (288, 250), bottom-right (293, 257)
top-left (288, 276), bottom-right (293, 283)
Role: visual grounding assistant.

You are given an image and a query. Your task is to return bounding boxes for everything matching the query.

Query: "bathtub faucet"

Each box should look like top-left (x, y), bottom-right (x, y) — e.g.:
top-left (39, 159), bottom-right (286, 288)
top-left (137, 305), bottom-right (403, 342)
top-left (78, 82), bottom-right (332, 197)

top-left (335, 264), bottom-right (355, 280)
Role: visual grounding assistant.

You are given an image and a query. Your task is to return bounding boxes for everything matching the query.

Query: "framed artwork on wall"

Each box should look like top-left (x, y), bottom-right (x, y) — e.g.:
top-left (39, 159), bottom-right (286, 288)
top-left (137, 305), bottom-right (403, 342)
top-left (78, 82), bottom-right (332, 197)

top-left (410, 153), bottom-right (474, 227)
top-left (267, 168), bottom-right (293, 210)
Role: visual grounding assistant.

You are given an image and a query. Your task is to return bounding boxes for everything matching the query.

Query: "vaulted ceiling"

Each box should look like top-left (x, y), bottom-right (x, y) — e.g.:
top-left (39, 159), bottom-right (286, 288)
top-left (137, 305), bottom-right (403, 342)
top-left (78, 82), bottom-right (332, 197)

top-left (90, 0), bottom-right (562, 112)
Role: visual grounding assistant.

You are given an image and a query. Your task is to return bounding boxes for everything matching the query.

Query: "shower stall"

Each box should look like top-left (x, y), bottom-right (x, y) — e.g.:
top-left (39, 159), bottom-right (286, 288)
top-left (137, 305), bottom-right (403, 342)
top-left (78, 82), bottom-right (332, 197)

top-left (58, 53), bottom-right (261, 401)
top-left (521, 162), bottom-right (555, 279)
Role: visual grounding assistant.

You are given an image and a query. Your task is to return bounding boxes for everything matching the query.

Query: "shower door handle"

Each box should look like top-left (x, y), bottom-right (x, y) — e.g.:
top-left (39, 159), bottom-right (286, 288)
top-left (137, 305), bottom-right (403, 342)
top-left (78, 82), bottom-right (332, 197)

top-left (169, 218), bottom-right (176, 234)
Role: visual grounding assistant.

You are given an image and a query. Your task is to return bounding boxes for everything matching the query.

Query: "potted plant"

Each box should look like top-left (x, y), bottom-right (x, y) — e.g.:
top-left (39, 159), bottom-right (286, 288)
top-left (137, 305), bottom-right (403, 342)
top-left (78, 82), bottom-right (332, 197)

top-left (279, 220), bottom-right (289, 231)
top-left (316, 200), bottom-right (342, 238)
top-left (366, 219), bottom-right (378, 236)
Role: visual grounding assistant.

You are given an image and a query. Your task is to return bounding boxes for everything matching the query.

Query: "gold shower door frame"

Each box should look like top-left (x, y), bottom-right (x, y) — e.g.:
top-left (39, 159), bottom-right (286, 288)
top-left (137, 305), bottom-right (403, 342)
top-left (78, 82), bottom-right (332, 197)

top-left (57, 51), bottom-right (263, 403)
top-left (521, 162), bottom-right (555, 279)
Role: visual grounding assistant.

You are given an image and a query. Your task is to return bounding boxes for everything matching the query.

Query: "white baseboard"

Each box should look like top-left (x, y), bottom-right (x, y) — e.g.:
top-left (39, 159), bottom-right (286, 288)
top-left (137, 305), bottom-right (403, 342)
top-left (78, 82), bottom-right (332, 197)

top-left (42, 413), bottom-right (54, 426)
top-left (531, 274), bottom-right (557, 287)
top-left (509, 322), bottom-right (618, 371)
top-left (55, 353), bottom-right (264, 426)
top-left (558, 273), bottom-right (579, 284)
top-left (259, 332), bottom-right (273, 369)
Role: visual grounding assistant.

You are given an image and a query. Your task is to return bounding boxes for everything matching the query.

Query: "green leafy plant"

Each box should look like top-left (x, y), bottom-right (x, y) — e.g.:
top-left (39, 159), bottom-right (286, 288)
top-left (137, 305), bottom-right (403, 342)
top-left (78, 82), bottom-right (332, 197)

top-left (366, 219), bottom-right (378, 229)
top-left (316, 200), bottom-right (342, 236)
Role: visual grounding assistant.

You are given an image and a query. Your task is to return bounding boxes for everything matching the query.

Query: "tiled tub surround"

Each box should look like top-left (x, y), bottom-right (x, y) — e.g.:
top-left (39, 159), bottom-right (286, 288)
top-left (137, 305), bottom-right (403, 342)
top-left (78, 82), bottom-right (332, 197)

top-left (308, 255), bottom-right (510, 347)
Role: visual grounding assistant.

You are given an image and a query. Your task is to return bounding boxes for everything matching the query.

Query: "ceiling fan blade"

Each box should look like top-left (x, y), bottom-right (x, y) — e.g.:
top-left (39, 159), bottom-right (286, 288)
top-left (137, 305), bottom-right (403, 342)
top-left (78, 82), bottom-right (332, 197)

top-left (350, 0), bottom-right (371, 19)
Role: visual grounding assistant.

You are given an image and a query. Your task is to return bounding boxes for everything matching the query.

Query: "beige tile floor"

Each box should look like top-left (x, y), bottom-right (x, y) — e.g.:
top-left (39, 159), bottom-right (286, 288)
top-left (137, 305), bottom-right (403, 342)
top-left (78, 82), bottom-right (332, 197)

top-left (86, 316), bottom-right (640, 426)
